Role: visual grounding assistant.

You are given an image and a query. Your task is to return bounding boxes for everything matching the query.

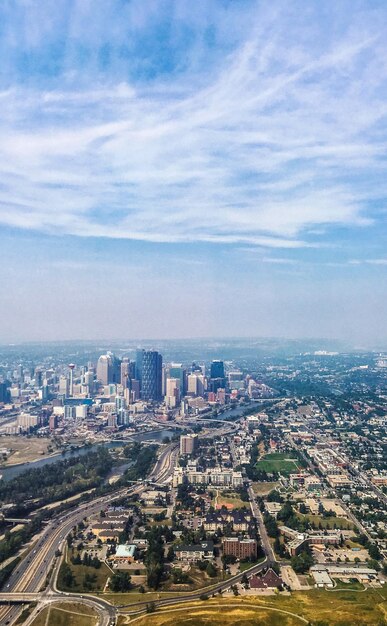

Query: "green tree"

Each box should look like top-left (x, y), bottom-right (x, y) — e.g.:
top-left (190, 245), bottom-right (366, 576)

top-left (108, 571), bottom-right (132, 592)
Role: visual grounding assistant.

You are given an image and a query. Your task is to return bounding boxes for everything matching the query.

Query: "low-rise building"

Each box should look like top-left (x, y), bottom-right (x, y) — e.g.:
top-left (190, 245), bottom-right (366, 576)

top-left (175, 541), bottom-right (214, 562)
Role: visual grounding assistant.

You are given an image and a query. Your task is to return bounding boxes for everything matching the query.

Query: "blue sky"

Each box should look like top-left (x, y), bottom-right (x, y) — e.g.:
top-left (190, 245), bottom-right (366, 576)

top-left (0, 0), bottom-right (386, 345)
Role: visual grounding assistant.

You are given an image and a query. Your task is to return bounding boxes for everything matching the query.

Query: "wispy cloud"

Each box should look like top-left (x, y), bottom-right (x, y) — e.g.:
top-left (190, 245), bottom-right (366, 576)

top-left (0, 1), bottom-right (386, 250)
top-left (349, 258), bottom-right (387, 266)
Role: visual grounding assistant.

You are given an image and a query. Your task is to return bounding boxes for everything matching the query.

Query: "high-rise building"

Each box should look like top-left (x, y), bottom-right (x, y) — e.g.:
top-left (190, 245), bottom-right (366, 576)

top-left (59, 375), bottom-right (69, 397)
top-left (228, 371), bottom-right (245, 390)
top-left (135, 350), bottom-right (162, 401)
top-left (180, 434), bottom-right (198, 455)
top-left (49, 414), bottom-right (58, 430)
top-left (167, 364), bottom-right (186, 396)
top-left (165, 377), bottom-right (180, 408)
top-left (34, 368), bottom-right (43, 387)
top-left (120, 359), bottom-right (135, 388)
top-left (209, 360), bottom-right (226, 393)
top-left (83, 370), bottom-right (94, 395)
top-left (97, 352), bottom-right (121, 385)
top-left (210, 360), bottom-right (225, 380)
top-left (0, 382), bottom-right (10, 404)
top-left (187, 373), bottom-right (206, 397)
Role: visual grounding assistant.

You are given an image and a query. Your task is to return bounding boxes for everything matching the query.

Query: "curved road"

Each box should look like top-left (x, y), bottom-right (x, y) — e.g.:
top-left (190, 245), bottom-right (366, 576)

top-left (0, 443), bottom-right (177, 625)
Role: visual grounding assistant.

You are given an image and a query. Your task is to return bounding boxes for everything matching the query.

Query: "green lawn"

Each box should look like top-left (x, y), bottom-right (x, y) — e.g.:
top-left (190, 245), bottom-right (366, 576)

top-left (216, 491), bottom-right (246, 509)
top-left (256, 453), bottom-right (300, 475)
top-left (297, 512), bottom-right (355, 530)
top-left (57, 552), bottom-right (111, 592)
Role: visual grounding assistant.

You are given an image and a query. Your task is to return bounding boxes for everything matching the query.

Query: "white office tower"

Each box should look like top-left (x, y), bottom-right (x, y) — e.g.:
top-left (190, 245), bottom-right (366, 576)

top-left (187, 373), bottom-right (206, 397)
top-left (165, 377), bottom-right (180, 408)
top-left (228, 371), bottom-right (245, 390)
top-left (97, 352), bottom-right (121, 386)
top-left (59, 375), bottom-right (69, 397)
top-left (97, 354), bottom-right (111, 385)
top-left (83, 370), bottom-right (94, 395)
top-left (75, 404), bottom-right (87, 419)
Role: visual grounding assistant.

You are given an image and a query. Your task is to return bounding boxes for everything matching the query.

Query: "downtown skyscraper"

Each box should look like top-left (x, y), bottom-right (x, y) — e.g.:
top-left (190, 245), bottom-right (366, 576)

top-left (135, 349), bottom-right (162, 401)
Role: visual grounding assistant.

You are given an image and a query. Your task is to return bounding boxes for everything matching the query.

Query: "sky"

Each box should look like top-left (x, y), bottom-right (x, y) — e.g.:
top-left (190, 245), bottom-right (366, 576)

top-left (0, 0), bottom-right (386, 346)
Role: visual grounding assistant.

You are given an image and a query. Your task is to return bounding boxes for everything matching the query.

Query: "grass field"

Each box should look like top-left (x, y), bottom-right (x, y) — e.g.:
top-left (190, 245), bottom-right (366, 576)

top-left (296, 512), bottom-right (355, 530)
top-left (252, 481), bottom-right (280, 495)
top-left (57, 551), bottom-right (111, 592)
top-left (0, 435), bottom-right (55, 465)
top-left (215, 489), bottom-right (246, 509)
top-left (30, 602), bottom-right (98, 626)
top-left (105, 591), bottom-right (187, 606)
top-left (127, 587), bottom-right (387, 626)
top-left (256, 453), bottom-right (301, 475)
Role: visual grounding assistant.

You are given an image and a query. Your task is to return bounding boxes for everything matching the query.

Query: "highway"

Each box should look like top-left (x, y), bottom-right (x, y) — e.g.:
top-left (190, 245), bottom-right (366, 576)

top-left (0, 442), bottom-right (178, 626)
top-left (0, 424), bottom-right (279, 624)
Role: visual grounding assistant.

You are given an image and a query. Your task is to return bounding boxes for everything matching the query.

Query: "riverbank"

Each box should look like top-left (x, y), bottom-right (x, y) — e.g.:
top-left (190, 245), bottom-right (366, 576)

top-left (0, 428), bottom-right (177, 482)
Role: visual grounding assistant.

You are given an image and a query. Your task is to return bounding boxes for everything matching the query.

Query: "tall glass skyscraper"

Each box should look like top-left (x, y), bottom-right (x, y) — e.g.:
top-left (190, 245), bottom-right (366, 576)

top-left (135, 350), bottom-right (162, 401)
top-left (209, 359), bottom-right (226, 393)
top-left (210, 360), bottom-right (225, 379)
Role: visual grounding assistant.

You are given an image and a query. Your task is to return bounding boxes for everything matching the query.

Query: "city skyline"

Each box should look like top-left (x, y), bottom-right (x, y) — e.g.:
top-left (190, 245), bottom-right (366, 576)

top-left (1, 1), bottom-right (386, 344)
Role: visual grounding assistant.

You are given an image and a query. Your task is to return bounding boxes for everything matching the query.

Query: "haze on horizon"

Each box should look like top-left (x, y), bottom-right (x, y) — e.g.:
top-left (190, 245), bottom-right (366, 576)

top-left (0, 1), bottom-right (386, 346)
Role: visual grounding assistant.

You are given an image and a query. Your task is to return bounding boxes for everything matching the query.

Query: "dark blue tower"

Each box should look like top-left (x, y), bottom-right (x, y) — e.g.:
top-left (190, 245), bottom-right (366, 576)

top-left (135, 350), bottom-right (162, 401)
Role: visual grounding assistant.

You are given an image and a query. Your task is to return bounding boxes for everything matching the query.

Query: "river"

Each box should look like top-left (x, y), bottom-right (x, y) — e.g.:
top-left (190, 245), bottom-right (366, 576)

top-left (0, 428), bottom-right (176, 482)
top-left (0, 400), bottom-right (263, 483)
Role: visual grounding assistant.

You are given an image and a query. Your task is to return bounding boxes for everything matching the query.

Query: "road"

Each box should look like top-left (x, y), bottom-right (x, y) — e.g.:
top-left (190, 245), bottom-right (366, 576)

top-left (225, 425), bottom-right (274, 566)
top-left (0, 442), bottom-right (178, 626)
top-left (0, 422), bottom-right (279, 624)
top-left (247, 484), bottom-right (275, 564)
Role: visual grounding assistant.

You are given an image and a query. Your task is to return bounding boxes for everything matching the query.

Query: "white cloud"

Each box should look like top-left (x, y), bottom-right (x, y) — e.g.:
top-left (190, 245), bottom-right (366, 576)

top-left (0, 3), bottom-right (386, 248)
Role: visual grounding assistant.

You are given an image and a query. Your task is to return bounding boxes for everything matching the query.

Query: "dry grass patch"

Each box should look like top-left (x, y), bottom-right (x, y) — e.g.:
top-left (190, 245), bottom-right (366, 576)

top-left (30, 602), bottom-right (98, 626)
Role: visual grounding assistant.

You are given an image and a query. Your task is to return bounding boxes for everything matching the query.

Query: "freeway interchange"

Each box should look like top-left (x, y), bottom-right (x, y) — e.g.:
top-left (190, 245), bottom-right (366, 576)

top-left (0, 425), bottom-right (271, 626)
top-left (0, 442), bottom-right (179, 626)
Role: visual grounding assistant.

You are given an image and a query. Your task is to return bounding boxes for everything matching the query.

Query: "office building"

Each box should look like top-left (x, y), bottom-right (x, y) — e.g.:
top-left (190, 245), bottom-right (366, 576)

top-left (97, 352), bottom-right (121, 386)
top-left (165, 377), bottom-right (180, 408)
top-left (59, 375), bottom-right (69, 397)
top-left (135, 350), bottom-right (162, 401)
top-left (209, 360), bottom-right (226, 392)
top-left (210, 360), bottom-right (225, 380)
top-left (120, 359), bottom-right (135, 388)
top-left (167, 363), bottom-right (186, 396)
top-left (228, 370), bottom-right (245, 390)
top-left (0, 382), bottom-right (10, 404)
top-left (187, 373), bottom-right (206, 397)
